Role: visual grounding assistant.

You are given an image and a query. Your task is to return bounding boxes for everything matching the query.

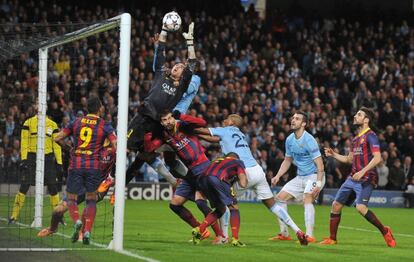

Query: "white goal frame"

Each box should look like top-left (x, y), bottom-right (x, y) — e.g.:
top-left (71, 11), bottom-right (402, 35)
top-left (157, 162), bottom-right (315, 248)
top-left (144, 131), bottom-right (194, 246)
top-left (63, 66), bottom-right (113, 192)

top-left (33, 13), bottom-right (130, 252)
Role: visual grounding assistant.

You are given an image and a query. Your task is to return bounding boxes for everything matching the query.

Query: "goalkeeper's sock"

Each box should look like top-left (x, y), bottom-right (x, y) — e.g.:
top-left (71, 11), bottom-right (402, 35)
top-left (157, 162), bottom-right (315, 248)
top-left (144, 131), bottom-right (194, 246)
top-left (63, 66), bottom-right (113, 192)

top-left (329, 213), bottom-right (341, 240)
top-left (276, 201), bottom-right (290, 236)
top-left (219, 206), bottom-right (230, 239)
top-left (169, 203), bottom-right (200, 227)
top-left (364, 210), bottom-right (387, 235)
top-left (83, 199), bottom-right (97, 233)
top-left (11, 192), bottom-right (26, 220)
top-left (67, 199), bottom-right (80, 223)
top-left (150, 161), bottom-right (177, 185)
top-left (173, 159), bottom-right (188, 177)
top-left (304, 203), bottom-right (315, 237)
top-left (230, 209), bottom-right (240, 240)
top-left (270, 203), bottom-right (300, 233)
top-left (50, 194), bottom-right (60, 210)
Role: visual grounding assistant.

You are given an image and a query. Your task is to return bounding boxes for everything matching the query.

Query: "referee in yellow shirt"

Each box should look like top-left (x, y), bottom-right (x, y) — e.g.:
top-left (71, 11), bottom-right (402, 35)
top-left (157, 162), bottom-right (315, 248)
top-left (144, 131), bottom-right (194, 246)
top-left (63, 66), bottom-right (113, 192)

top-left (9, 110), bottom-right (62, 223)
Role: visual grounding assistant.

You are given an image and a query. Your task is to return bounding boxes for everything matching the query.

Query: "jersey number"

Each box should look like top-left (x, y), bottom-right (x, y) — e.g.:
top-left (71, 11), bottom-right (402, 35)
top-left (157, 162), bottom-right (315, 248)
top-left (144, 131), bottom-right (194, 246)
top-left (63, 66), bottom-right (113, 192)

top-left (232, 134), bottom-right (248, 148)
top-left (79, 127), bottom-right (93, 148)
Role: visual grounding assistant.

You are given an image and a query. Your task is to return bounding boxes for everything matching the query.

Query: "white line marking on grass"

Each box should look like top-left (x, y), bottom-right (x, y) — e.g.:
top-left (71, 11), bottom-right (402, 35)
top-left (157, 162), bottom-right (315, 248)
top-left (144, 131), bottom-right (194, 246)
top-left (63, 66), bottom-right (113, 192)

top-left (0, 217), bottom-right (160, 262)
top-left (340, 225), bottom-right (414, 238)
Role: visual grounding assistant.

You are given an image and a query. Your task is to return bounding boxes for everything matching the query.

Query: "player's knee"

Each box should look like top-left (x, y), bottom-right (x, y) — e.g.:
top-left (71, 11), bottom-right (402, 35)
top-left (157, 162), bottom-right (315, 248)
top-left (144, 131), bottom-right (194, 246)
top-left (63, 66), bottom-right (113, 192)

top-left (85, 192), bottom-right (97, 201)
top-left (332, 201), bottom-right (342, 212)
top-left (355, 204), bottom-right (367, 214)
top-left (19, 184), bottom-right (30, 194)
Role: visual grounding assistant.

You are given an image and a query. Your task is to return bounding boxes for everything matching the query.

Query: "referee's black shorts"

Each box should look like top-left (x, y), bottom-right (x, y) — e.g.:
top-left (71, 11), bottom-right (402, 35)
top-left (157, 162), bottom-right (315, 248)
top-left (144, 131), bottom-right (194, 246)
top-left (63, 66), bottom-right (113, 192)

top-left (20, 153), bottom-right (58, 185)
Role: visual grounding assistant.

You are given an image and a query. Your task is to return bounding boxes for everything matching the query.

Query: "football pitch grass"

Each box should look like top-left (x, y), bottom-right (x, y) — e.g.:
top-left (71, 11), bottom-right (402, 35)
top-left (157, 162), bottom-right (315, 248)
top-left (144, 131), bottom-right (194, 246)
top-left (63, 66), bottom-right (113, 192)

top-left (1, 199), bottom-right (413, 261)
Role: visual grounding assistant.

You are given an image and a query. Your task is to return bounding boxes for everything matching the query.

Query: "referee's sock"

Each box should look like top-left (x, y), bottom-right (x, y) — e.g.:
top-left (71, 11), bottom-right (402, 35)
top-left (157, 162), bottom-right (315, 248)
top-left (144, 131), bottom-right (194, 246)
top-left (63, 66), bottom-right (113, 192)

top-left (11, 192), bottom-right (26, 220)
top-left (50, 194), bottom-right (60, 210)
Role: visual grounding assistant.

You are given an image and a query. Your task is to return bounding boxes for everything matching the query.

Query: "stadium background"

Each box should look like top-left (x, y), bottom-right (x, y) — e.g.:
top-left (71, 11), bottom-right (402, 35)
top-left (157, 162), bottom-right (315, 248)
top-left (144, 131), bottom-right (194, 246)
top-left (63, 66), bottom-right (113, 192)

top-left (1, 0), bottom-right (414, 261)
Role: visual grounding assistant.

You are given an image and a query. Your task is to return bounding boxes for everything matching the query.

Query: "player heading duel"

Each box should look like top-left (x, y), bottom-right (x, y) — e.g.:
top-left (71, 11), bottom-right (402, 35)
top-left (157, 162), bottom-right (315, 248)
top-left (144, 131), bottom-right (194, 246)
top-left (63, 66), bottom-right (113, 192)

top-left (320, 107), bottom-right (396, 247)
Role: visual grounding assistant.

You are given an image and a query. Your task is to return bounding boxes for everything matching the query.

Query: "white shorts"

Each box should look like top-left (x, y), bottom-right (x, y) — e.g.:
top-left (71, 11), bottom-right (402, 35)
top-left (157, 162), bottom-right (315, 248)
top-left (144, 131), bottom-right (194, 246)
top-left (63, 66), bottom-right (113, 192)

top-left (234, 164), bottom-right (274, 200)
top-left (281, 174), bottom-right (326, 200)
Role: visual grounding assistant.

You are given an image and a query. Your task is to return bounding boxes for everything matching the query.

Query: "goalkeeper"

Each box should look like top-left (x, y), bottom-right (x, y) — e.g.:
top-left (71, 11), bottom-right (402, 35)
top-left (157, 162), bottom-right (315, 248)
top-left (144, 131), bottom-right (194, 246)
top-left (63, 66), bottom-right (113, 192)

top-left (126, 20), bottom-right (198, 185)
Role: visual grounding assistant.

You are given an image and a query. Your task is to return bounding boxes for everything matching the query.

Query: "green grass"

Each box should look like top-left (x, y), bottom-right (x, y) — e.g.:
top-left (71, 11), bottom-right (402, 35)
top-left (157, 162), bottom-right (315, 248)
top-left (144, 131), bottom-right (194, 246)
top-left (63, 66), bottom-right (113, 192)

top-left (1, 199), bottom-right (414, 261)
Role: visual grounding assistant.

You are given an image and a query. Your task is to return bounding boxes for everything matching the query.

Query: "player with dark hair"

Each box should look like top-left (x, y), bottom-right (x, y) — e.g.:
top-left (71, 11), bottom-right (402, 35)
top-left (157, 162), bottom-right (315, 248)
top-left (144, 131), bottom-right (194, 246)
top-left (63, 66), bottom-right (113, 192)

top-left (196, 114), bottom-right (308, 245)
top-left (54, 96), bottom-right (116, 245)
top-left (270, 111), bottom-right (325, 243)
top-left (193, 153), bottom-right (247, 247)
top-left (320, 107), bottom-right (396, 247)
top-left (145, 111), bottom-right (222, 241)
top-left (37, 139), bottom-right (115, 238)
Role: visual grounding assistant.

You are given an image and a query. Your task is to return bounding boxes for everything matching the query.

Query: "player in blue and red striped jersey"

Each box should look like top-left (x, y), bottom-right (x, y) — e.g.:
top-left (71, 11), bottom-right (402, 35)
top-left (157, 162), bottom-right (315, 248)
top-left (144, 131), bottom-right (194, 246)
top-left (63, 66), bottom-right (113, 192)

top-left (37, 139), bottom-right (116, 238)
top-left (54, 96), bottom-right (116, 245)
top-left (320, 107), bottom-right (396, 247)
top-left (193, 153), bottom-right (247, 246)
top-left (145, 110), bottom-right (223, 240)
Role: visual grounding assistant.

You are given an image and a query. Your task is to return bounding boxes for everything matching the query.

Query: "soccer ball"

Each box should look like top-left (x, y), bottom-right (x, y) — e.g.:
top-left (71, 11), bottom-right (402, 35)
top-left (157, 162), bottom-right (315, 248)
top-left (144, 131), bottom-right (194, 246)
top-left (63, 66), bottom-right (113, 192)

top-left (162, 11), bottom-right (182, 32)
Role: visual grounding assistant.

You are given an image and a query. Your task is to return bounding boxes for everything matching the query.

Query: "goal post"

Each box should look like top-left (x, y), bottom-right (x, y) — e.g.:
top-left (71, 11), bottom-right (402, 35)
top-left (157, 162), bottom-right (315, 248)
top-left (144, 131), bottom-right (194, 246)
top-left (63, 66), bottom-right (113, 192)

top-left (1, 12), bottom-right (131, 252)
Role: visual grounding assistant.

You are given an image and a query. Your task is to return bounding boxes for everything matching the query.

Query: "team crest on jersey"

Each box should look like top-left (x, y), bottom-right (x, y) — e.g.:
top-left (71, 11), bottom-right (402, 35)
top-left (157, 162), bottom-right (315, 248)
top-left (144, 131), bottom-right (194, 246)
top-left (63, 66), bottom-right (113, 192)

top-left (162, 82), bottom-right (177, 95)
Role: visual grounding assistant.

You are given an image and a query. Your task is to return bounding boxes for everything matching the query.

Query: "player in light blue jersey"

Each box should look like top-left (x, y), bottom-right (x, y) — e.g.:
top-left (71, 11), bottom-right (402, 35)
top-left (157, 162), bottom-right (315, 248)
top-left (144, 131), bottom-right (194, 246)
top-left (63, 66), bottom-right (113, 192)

top-left (271, 111), bottom-right (325, 243)
top-left (197, 114), bottom-right (308, 245)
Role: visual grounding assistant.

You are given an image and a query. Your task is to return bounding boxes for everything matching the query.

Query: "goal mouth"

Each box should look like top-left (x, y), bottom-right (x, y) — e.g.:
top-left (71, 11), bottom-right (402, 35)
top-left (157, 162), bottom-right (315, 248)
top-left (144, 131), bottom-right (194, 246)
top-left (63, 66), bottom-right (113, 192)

top-left (0, 13), bottom-right (130, 252)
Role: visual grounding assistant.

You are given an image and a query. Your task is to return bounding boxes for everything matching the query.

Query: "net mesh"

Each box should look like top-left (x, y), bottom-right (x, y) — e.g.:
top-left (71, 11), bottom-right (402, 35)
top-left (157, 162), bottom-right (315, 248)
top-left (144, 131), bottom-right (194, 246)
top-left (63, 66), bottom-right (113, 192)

top-left (0, 20), bottom-right (121, 251)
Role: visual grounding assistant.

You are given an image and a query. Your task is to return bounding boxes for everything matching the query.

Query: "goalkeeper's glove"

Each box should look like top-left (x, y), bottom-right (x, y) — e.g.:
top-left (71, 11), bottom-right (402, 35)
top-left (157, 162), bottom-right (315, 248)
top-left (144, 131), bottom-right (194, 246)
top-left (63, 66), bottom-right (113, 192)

top-left (182, 22), bottom-right (194, 46)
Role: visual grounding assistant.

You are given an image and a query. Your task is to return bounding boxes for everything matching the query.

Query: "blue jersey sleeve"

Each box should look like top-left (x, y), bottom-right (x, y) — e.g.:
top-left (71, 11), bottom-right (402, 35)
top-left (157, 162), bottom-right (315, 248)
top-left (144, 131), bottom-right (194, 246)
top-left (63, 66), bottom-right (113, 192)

top-left (306, 135), bottom-right (321, 160)
top-left (173, 75), bottom-right (201, 113)
top-left (209, 127), bottom-right (227, 138)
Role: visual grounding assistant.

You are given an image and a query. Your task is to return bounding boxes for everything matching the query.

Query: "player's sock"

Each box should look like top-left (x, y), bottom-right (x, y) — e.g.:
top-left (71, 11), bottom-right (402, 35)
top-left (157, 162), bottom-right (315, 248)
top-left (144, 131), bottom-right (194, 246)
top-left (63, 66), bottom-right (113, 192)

top-left (67, 199), bottom-right (80, 223)
top-left (363, 210), bottom-right (387, 235)
top-left (230, 209), bottom-right (240, 239)
top-left (329, 213), bottom-right (341, 240)
top-left (11, 192), bottom-right (26, 220)
top-left (50, 194), bottom-right (60, 210)
top-left (195, 199), bottom-right (222, 237)
top-left (169, 203), bottom-right (199, 227)
top-left (220, 206), bottom-right (230, 238)
top-left (304, 203), bottom-right (315, 237)
top-left (270, 203), bottom-right (300, 233)
top-left (200, 210), bottom-right (224, 236)
top-left (150, 160), bottom-right (177, 185)
top-left (50, 210), bottom-right (64, 232)
top-left (276, 201), bottom-right (289, 236)
top-left (83, 199), bottom-right (97, 233)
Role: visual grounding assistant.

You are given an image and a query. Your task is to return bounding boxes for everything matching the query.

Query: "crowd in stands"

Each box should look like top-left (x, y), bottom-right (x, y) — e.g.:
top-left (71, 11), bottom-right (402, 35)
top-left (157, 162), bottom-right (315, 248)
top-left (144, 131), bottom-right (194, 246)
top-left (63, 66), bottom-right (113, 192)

top-left (1, 0), bottom-right (414, 194)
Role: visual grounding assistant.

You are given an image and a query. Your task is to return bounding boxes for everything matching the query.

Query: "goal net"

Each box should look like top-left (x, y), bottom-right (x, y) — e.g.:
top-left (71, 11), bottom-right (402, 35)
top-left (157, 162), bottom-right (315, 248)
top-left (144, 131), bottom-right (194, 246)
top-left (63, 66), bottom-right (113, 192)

top-left (0, 13), bottom-right (130, 252)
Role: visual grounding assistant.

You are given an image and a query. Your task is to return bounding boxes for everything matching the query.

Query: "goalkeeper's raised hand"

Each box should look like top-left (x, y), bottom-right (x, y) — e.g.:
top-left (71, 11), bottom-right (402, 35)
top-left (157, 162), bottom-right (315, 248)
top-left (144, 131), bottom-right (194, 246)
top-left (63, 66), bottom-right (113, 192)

top-left (182, 22), bottom-right (194, 46)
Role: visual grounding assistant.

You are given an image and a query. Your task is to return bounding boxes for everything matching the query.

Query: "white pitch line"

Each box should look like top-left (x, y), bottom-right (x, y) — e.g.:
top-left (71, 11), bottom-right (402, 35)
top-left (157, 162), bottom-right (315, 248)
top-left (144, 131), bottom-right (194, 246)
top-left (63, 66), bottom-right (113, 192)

top-left (0, 217), bottom-right (160, 262)
top-left (340, 225), bottom-right (414, 238)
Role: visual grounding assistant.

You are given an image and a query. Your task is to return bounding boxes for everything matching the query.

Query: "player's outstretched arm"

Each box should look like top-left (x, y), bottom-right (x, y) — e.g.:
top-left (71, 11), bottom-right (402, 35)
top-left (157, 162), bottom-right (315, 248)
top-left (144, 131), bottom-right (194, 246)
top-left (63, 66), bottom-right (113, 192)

top-left (238, 172), bottom-right (248, 188)
top-left (324, 147), bottom-right (353, 164)
top-left (182, 22), bottom-right (195, 59)
top-left (271, 157), bottom-right (293, 186)
top-left (198, 134), bottom-right (220, 143)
